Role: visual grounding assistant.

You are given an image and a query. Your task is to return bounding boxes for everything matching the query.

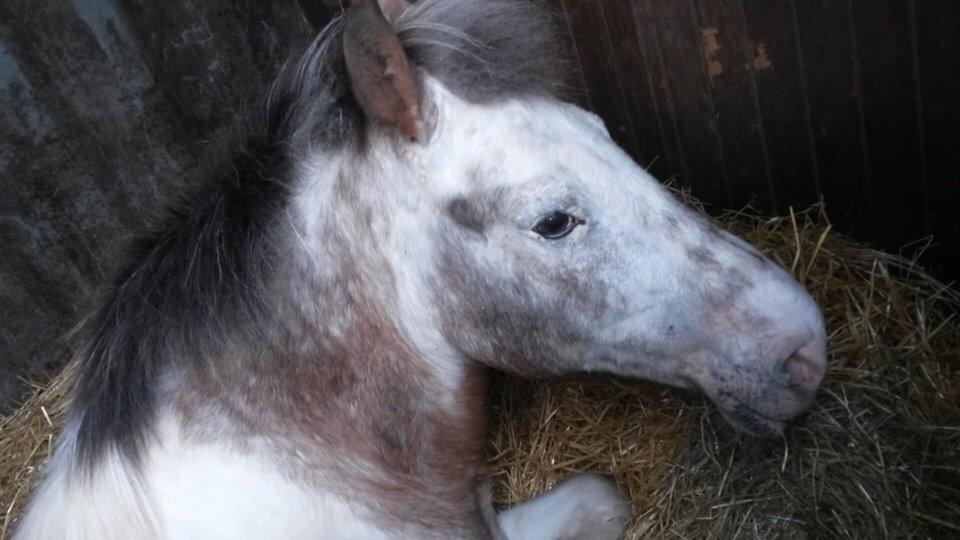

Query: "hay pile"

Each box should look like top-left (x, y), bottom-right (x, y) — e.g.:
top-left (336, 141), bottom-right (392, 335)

top-left (0, 365), bottom-right (71, 538)
top-left (3, 205), bottom-right (959, 538)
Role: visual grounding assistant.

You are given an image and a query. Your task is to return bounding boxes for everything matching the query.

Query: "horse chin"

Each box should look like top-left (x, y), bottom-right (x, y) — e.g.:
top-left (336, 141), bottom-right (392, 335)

top-left (677, 363), bottom-right (791, 439)
top-left (715, 406), bottom-right (787, 439)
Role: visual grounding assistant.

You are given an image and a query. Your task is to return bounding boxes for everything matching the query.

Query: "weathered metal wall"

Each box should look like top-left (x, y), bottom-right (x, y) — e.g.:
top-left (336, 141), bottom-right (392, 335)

top-left (0, 0), bottom-right (320, 407)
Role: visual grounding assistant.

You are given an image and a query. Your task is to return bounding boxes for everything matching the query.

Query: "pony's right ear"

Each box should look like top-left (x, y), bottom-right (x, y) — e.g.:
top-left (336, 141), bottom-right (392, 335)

top-left (342, 0), bottom-right (424, 142)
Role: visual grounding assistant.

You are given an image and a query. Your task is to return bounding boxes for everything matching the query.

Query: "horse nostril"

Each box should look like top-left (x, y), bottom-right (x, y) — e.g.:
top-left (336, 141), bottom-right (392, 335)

top-left (780, 340), bottom-right (826, 393)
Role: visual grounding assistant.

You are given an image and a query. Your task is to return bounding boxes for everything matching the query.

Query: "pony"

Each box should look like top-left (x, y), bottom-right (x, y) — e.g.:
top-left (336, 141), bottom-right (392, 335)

top-left (16, 0), bottom-right (827, 537)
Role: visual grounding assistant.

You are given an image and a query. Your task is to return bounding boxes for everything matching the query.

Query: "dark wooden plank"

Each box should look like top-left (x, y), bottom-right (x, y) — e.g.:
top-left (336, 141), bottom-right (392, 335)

top-left (639, 0), bottom-right (731, 206)
top-left (598, 0), bottom-right (672, 178)
top-left (852, 0), bottom-right (928, 254)
top-left (552, 0), bottom-right (593, 109)
top-left (629, 1), bottom-right (689, 188)
top-left (916, 0), bottom-right (960, 281)
top-left (560, 0), bottom-right (642, 159)
top-left (795, 0), bottom-right (875, 242)
top-left (694, 0), bottom-right (773, 212)
top-left (296, 0), bottom-right (340, 31)
top-left (742, 0), bottom-right (820, 214)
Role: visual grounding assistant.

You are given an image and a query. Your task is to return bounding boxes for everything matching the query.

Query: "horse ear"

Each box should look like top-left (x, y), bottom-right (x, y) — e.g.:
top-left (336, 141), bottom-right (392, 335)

top-left (343, 0), bottom-right (423, 142)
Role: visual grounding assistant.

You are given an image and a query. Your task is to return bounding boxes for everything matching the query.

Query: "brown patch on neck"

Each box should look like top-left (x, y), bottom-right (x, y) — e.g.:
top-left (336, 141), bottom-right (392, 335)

top-left (175, 244), bottom-right (492, 536)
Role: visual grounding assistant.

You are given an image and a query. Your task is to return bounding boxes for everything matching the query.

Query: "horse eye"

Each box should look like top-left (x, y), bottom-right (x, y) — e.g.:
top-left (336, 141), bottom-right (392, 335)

top-left (532, 211), bottom-right (579, 239)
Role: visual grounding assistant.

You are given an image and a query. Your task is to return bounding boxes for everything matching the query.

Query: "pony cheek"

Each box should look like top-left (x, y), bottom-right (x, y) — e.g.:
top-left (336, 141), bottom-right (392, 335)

top-left (431, 273), bottom-right (587, 377)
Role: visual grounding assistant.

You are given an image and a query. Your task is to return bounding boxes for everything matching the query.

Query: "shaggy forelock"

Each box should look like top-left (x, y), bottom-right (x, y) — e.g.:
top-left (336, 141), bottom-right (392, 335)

top-left (270, 0), bottom-right (569, 149)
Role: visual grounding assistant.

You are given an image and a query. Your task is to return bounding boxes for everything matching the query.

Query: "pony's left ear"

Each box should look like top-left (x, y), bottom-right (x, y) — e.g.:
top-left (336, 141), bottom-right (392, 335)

top-left (343, 0), bottom-right (423, 142)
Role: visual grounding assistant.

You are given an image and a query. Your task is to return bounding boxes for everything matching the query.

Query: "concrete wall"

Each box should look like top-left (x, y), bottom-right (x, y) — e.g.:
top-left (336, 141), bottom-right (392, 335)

top-left (0, 0), bottom-right (321, 407)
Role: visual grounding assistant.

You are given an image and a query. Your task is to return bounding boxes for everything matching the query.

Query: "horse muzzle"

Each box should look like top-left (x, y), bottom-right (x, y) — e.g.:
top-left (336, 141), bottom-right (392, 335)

top-left (680, 331), bottom-right (827, 438)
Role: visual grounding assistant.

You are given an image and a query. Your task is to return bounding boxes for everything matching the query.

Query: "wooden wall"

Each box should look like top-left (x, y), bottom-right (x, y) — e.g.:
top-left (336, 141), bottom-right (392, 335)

top-left (552, 0), bottom-right (959, 281)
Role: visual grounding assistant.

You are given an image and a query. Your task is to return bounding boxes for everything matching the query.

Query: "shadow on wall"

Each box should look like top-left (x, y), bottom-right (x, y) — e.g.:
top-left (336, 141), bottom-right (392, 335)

top-left (0, 0), bottom-right (335, 408)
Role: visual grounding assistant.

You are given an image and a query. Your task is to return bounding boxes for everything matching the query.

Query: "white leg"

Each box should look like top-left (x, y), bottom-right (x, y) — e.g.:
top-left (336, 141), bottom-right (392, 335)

top-left (496, 473), bottom-right (629, 540)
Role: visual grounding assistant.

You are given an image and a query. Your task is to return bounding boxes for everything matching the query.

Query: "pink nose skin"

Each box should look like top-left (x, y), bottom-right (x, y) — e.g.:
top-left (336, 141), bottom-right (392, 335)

top-left (778, 340), bottom-right (827, 394)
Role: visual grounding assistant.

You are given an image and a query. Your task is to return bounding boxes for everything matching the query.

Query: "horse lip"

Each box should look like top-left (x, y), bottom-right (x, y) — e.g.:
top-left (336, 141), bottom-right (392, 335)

top-left (677, 371), bottom-right (791, 438)
top-left (716, 406), bottom-right (787, 439)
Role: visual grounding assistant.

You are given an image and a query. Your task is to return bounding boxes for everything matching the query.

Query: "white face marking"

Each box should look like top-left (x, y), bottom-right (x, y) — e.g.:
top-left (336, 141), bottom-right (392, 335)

top-left (363, 78), bottom-right (826, 434)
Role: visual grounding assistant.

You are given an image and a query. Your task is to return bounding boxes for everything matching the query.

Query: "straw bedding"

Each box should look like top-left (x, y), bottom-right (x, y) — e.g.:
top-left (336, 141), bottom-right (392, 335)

top-left (2, 204), bottom-right (958, 538)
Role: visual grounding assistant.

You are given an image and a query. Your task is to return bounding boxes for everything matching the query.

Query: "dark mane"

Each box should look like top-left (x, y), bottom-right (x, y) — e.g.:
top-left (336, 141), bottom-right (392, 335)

top-left (71, 0), bottom-right (568, 464)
